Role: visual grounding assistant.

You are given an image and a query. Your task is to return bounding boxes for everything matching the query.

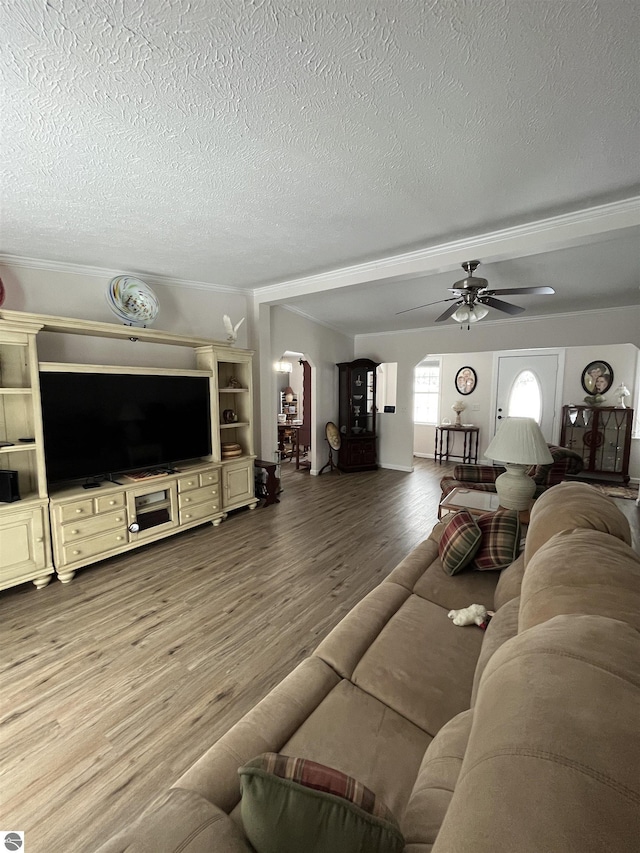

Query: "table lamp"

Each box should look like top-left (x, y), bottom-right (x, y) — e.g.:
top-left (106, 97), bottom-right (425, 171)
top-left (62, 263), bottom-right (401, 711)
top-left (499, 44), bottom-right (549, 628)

top-left (484, 417), bottom-right (553, 510)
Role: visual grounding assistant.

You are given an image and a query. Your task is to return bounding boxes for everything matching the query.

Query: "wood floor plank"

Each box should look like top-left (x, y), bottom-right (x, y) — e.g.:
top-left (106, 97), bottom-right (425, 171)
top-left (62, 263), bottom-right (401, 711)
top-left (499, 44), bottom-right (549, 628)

top-left (0, 458), bottom-right (637, 852)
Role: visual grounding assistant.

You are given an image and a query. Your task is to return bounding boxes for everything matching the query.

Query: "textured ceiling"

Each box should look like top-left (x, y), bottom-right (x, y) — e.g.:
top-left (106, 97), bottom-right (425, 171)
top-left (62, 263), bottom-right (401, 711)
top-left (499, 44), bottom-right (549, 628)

top-left (1, 0), bottom-right (639, 332)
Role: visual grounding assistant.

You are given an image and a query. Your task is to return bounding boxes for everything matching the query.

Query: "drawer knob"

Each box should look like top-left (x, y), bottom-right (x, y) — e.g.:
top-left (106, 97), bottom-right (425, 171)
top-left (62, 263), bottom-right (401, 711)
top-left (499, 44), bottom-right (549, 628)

top-left (109, 500), bottom-right (116, 506)
top-left (76, 508), bottom-right (83, 514)
top-left (187, 480), bottom-right (194, 486)
top-left (116, 517), bottom-right (123, 522)
top-left (71, 529), bottom-right (79, 535)
top-left (184, 497), bottom-right (190, 503)
top-left (72, 549), bottom-right (80, 555)
top-left (36, 537), bottom-right (43, 543)
top-left (184, 513), bottom-right (191, 519)
top-left (128, 522), bottom-right (140, 533)
top-left (116, 536), bottom-right (123, 541)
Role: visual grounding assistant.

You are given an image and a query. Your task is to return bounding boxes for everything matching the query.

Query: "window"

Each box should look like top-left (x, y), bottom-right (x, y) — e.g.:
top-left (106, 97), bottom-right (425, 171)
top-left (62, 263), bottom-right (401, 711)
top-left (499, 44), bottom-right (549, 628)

top-left (414, 360), bottom-right (440, 424)
top-left (507, 369), bottom-right (542, 424)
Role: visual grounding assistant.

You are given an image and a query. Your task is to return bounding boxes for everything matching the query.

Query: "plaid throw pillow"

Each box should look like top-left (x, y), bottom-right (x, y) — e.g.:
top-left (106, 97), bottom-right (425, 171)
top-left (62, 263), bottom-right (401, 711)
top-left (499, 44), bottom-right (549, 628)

top-left (471, 509), bottom-right (521, 571)
top-left (239, 752), bottom-right (404, 853)
top-left (439, 510), bottom-right (482, 575)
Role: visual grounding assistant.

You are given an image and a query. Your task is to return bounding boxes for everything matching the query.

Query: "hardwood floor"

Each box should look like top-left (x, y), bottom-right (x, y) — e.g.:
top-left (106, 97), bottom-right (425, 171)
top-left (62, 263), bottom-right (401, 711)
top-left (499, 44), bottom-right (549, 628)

top-left (0, 458), bottom-right (637, 852)
top-left (0, 458), bottom-right (451, 852)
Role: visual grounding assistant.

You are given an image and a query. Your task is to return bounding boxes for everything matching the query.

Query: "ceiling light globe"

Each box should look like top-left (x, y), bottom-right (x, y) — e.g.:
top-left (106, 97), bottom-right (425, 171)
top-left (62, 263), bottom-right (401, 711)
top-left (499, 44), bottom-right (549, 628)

top-left (471, 304), bottom-right (489, 321)
top-left (452, 306), bottom-right (470, 323)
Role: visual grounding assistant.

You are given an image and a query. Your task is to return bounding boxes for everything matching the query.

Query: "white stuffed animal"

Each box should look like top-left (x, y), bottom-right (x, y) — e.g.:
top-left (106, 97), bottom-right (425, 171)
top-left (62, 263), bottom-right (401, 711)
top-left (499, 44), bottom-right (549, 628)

top-left (448, 603), bottom-right (489, 627)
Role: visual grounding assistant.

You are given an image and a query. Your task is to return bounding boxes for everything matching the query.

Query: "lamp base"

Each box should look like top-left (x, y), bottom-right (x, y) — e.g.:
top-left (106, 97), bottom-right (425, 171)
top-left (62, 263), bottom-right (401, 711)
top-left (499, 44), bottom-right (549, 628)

top-left (494, 463), bottom-right (536, 511)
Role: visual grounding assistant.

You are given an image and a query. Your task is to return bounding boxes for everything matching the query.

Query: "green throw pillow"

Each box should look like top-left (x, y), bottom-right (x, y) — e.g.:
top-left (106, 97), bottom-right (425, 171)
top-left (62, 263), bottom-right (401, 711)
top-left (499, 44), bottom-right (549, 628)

top-left (471, 509), bottom-right (521, 570)
top-left (238, 753), bottom-right (404, 853)
top-left (438, 510), bottom-right (482, 575)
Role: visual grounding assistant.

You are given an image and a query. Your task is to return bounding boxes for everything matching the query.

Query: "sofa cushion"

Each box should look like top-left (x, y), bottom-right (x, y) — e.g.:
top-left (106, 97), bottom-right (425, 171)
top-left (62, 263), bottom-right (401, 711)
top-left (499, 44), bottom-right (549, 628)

top-left (412, 559), bottom-right (499, 611)
top-left (352, 595), bottom-right (484, 735)
top-left (470, 509), bottom-right (521, 571)
top-left (470, 596), bottom-right (520, 706)
top-left (432, 614), bottom-right (640, 853)
top-left (238, 753), bottom-right (404, 853)
top-left (385, 538), bottom-right (441, 590)
top-left (402, 709), bottom-right (473, 847)
top-left (281, 679), bottom-right (432, 819)
top-left (524, 481), bottom-right (631, 567)
top-left (520, 528), bottom-right (640, 632)
top-left (438, 510), bottom-right (482, 575)
top-left (313, 582), bottom-right (410, 678)
top-left (175, 656), bottom-right (340, 813)
top-left (493, 553), bottom-right (525, 610)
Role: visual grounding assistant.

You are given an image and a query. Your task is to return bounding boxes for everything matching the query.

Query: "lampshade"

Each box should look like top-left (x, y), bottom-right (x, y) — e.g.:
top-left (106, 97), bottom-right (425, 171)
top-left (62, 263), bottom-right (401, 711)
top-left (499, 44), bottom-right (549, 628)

top-left (275, 361), bottom-right (292, 373)
top-left (484, 417), bottom-right (552, 510)
top-left (451, 304), bottom-right (489, 324)
top-left (485, 417), bottom-right (553, 465)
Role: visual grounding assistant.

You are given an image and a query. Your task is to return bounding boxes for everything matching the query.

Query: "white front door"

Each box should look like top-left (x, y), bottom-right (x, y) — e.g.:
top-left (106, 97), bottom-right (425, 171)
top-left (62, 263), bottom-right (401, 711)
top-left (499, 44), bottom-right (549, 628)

top-left (494, 353), bottom-right (561, 442)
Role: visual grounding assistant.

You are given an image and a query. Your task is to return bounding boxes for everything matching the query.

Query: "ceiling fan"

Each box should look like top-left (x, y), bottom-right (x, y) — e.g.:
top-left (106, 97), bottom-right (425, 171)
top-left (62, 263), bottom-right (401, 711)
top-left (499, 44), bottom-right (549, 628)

top-left (396, 261), bottom-right (555, 324)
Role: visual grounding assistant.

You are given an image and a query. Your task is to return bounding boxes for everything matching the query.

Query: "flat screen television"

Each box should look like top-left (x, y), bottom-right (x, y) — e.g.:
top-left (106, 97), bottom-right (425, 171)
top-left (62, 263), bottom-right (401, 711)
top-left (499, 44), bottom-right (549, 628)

top-left (39, 371), bottom-right (212, 484)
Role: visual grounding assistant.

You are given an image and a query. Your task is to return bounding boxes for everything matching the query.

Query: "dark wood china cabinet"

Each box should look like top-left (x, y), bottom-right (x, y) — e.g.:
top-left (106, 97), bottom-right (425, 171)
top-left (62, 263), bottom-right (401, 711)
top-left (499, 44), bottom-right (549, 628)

top-left (336, 359), bottom-right (379, 472)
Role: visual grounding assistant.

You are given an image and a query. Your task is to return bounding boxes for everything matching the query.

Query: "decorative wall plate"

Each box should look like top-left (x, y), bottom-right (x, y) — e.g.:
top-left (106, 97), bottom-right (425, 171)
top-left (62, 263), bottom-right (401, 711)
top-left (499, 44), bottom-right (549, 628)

top-left (455, 366), bottom-right (477, 395)
top-left (106, 276), bottom-right (159, 326)
top-left (581, 360), bottom-right (613, 395)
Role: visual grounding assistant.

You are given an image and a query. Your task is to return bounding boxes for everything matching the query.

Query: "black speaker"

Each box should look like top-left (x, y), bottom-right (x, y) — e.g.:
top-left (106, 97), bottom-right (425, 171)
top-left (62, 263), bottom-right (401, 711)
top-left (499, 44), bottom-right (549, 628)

top-left (0, 470), bottom-right (20, 503)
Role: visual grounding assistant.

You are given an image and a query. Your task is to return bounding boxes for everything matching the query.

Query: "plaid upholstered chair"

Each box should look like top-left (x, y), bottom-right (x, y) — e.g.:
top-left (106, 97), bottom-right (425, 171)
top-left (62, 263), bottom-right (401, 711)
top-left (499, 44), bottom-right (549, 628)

top-left (440, 444), bottom-right (584, 500)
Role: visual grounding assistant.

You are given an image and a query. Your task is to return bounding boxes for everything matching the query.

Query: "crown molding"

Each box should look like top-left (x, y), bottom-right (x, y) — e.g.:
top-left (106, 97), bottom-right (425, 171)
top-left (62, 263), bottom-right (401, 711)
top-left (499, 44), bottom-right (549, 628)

top-left (0, 254), bottom-right (246, 295)
top-left (254, 196), bottom-right (640, 302)
top-left (354, 303), bottom-right (640, 339)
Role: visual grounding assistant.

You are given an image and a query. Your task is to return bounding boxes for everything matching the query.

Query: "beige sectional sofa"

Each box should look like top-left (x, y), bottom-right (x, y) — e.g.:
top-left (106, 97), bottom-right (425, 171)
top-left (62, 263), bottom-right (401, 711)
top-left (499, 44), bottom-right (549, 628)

top-left (97, 481), bottom-right (640, 852)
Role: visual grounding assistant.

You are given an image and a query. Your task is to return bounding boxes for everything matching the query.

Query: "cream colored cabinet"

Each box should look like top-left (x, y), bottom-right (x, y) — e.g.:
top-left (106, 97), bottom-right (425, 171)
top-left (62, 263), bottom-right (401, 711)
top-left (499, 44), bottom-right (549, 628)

top-left (196, 345), bottom-right (258, 514)
top-left (0, 310), bottom-right (256, 589)
top-left (0, 501), bottom-right (51, 590)
top-left (221, 459), bottom-right (255, 514)
top-left (49, 463), bottom-right (223, 581)
top-left (0, 319), bottom-right (54, 589)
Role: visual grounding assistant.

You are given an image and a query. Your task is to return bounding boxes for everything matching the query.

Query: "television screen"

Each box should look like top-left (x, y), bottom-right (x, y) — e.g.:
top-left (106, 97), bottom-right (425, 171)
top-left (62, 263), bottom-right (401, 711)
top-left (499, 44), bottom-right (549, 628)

top-left (39, 371), bottom-right (212, 484)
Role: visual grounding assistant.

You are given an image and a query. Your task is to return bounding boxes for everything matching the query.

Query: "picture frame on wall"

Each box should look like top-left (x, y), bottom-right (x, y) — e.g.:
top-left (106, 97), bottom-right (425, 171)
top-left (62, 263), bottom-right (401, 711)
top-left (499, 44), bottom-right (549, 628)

top-left (581, 360), bottom-right (614, 394)
top-left (455, 366), bottom-right (477, 395)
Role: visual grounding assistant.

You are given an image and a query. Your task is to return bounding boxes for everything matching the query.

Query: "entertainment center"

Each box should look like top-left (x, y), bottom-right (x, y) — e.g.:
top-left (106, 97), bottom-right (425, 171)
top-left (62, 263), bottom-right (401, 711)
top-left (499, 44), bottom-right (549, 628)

top-left (0, 310), bottom-right (258, 591)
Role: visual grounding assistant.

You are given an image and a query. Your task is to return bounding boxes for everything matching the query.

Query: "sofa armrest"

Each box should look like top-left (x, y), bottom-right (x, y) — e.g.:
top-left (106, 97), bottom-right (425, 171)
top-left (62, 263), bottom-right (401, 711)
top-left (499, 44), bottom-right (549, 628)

top-left (452, 464), bottom-right (502, 484)
top-left (93, 788), bottom-right (254, 853)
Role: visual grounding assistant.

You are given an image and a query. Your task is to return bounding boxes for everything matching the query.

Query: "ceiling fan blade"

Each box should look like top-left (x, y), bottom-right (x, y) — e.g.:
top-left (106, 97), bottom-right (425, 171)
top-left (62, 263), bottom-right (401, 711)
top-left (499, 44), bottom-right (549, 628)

top-left (482, 296), bottom-right (526, 315)
top-left (486, 286), bottom-right (555, 296)
top-left (395, 297), bottom-right (457, 316)
top-left (435, 302), bottom-right (462, 322)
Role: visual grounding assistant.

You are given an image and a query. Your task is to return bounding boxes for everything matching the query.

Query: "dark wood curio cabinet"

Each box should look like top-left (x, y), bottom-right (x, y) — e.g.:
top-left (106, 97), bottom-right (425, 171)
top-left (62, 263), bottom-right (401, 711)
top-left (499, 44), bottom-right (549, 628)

top-left (336, 359), bottom-right (379, 472)
top-left (560, 405), bottom-right (633, 484)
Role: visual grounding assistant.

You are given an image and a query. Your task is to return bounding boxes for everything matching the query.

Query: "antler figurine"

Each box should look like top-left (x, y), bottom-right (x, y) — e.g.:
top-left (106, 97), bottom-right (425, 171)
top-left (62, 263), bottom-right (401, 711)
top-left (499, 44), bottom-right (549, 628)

top-left (223, 315), bottom-right (245, 344)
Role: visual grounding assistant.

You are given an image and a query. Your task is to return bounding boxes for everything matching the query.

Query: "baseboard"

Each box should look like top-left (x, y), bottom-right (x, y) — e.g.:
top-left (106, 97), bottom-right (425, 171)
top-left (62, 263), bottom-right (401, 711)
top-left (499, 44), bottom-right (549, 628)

top-left (413, 452), bottom-right (434, 459)
top-left (379, 463), bottom-right (414, 473)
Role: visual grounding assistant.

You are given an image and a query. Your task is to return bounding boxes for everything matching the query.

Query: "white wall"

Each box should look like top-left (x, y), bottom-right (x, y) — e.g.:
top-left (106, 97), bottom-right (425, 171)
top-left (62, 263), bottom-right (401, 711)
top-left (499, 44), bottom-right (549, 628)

top-left (356, 306), bottom-right (640, 478)
top-left (263, 306), bottom-right (353, 473)
top-left (0, 262), bottom-right (250, 368)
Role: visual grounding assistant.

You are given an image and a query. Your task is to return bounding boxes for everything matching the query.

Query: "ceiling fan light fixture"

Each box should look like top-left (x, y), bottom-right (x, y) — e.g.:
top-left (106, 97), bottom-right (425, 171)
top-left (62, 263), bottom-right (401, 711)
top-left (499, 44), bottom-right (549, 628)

top-left (451, 305), bottom-right (470, 323)
top-left (471, 304), bottom-right (489, 321)
top-left (451, 303), bottom-right (489, 325)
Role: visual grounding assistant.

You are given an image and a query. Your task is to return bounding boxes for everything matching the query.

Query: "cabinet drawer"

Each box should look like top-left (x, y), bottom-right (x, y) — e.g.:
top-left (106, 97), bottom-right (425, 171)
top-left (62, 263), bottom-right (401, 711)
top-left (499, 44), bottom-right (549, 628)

top-left (96, 493), bottom-right (126, 513)
top-left (180, 500), bottom-right (220, 525)
top-left (61, 510), bottom-right (127, 544)
top-left (178, 468), bottom-right (220, 492)
top-left (62, 529), bottom-right (128, 565)
top-left (178, 484), bottom-right (219, 510)
top-left (178, 474), bottom-right (200, 492)
top-left (59, 499), bottom-right (94, 522)
top-left (199, 469), bottom-right (219, 486)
